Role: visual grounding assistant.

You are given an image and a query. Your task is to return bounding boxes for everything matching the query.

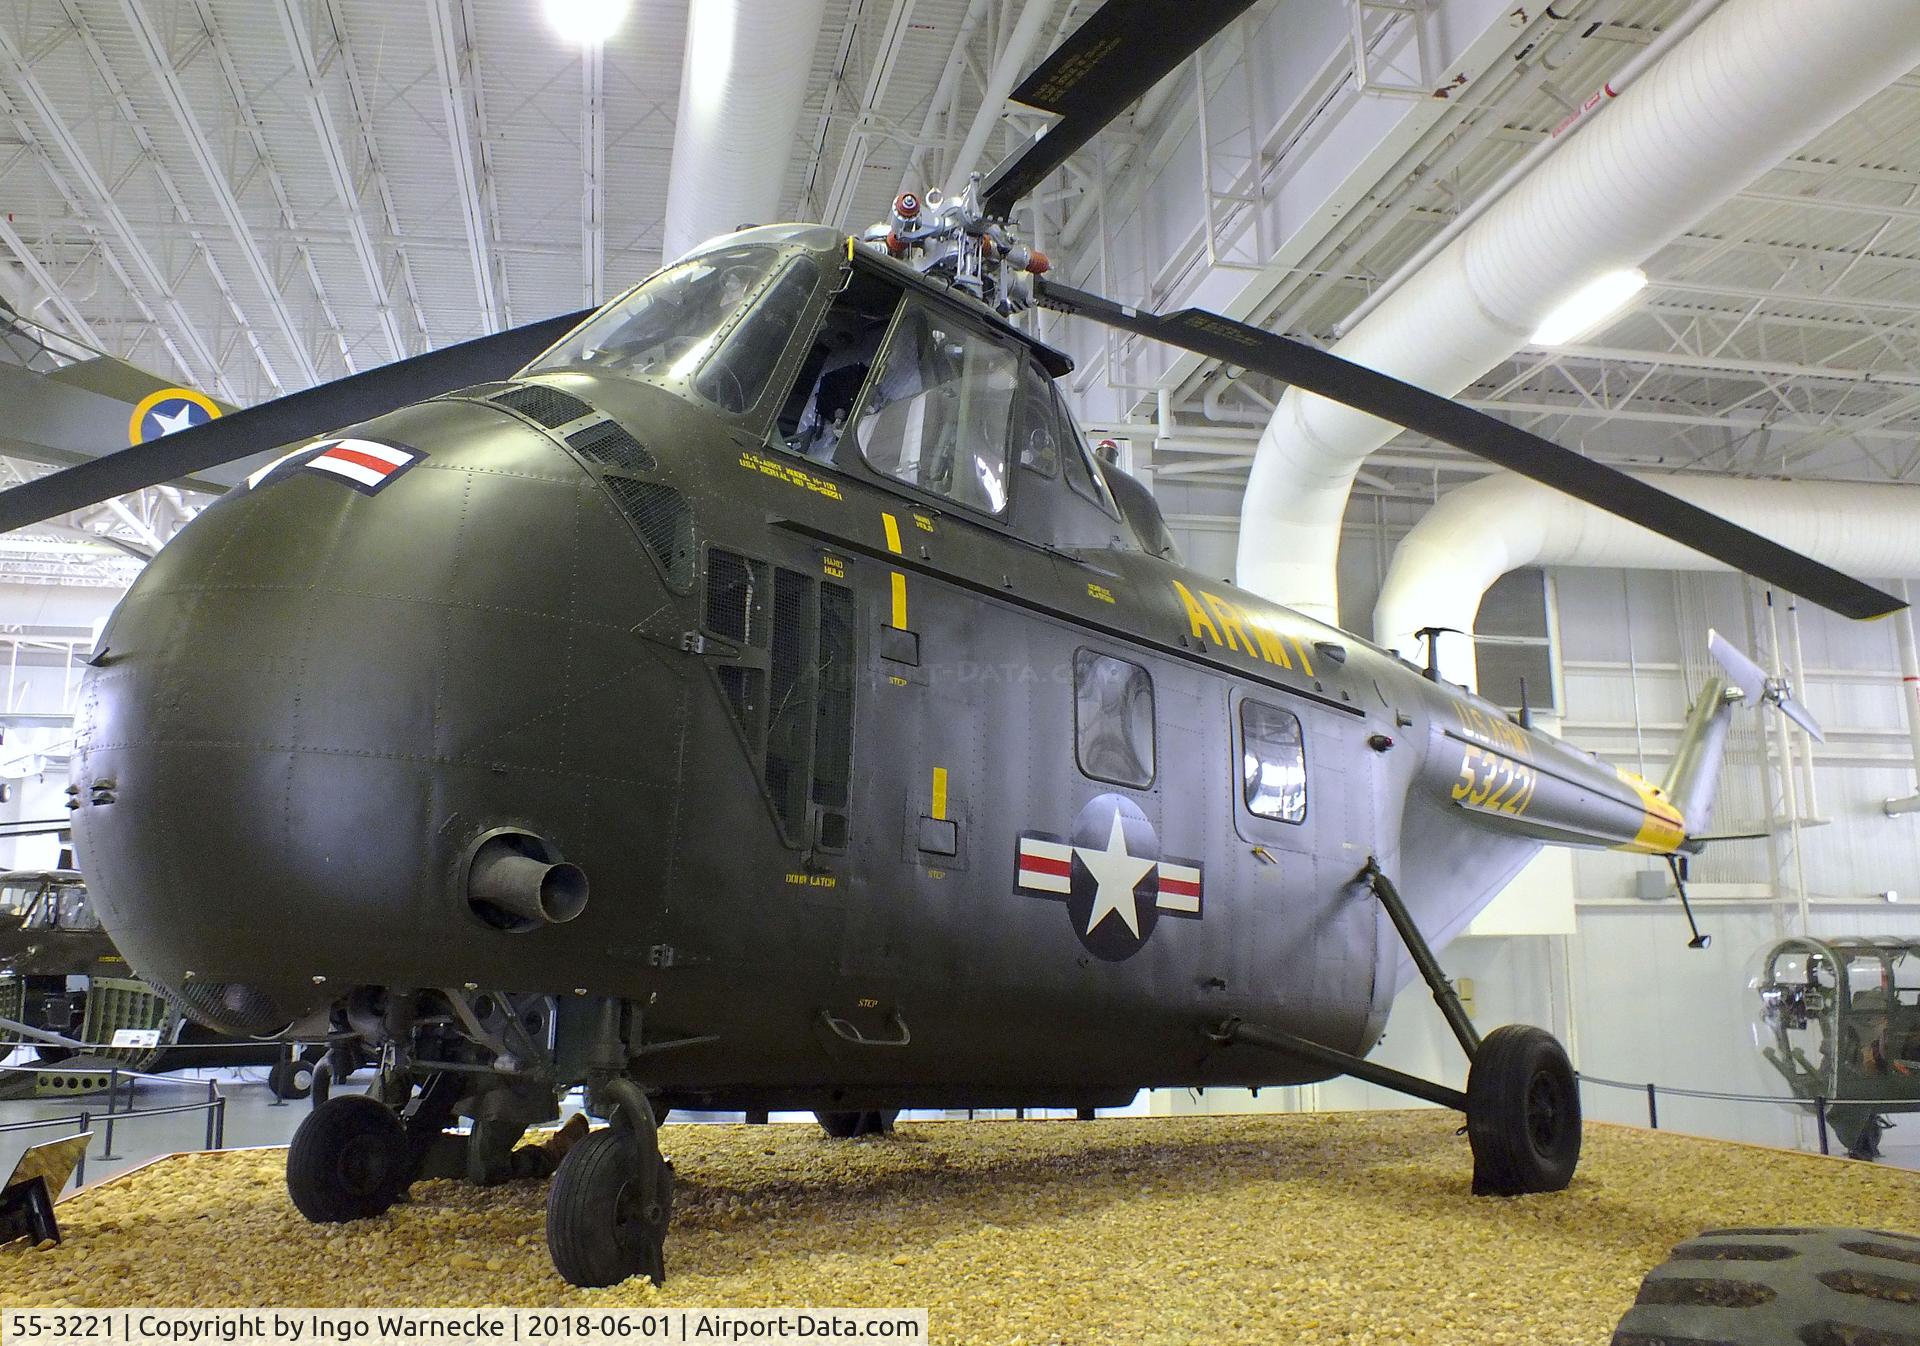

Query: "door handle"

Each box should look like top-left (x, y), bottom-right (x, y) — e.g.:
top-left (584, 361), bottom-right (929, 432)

top-left (816, 1008), bottom-right (913, 1048)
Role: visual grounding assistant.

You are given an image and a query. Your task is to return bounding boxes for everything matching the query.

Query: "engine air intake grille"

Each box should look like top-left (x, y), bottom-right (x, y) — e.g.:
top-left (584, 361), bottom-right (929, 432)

top-left (490, 383), bottom-right (594, 428)
top-left (567, 420), bottom-right (658, 475)
top-left (604, 477), bottom-right (694, 589)
top-left (705, 549), bottom-right (854, 849)
top-left (705, 550), bottom-right (768, 647)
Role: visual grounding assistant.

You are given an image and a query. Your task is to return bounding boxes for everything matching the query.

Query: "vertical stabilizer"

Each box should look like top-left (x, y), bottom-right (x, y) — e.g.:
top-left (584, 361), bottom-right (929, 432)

top-left (1662, 673), bottom-right (1740, 842)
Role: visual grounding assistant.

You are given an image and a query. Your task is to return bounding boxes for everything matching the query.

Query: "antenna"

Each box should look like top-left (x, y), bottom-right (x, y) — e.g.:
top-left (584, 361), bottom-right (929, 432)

top-left (1413, 626), bottom-right (1463, 682)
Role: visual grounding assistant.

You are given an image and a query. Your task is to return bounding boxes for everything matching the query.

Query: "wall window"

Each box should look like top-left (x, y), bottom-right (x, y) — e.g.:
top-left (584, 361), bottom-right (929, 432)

top-left (1473, 568), bottom-right (1556, 714)
top-left (855, 298), bottom-right (1018, 516)
top-left (1241, 700), bottom-right (1306, 823)
top-left (1075, 649), bottom-right (1155, 788)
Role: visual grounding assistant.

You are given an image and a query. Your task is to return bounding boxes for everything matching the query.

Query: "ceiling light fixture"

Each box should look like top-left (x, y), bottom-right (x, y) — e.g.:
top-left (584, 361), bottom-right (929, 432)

top-left (543, 0), bottom-right (629, 45)
top-left (1528, 268), bottom-right (1647, 347)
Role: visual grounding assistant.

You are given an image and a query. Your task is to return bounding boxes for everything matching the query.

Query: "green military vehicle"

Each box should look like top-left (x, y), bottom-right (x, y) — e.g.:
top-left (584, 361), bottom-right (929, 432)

top-left (1754, 935), bottom-right (1920, 1159)
top-left (0, 868), bottom-right (315, 1097)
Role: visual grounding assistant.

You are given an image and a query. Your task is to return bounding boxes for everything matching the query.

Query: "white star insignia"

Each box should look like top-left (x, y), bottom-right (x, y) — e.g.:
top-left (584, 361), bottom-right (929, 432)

top-left (1075, 809), bottom-right (1157, 937)
top-left (150, 403), bottom-right (200, 436)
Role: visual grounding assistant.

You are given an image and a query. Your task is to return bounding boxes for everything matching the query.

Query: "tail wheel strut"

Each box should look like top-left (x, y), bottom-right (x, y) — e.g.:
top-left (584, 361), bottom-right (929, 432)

top-left (1214, 858), bottom-right (1582, 1197)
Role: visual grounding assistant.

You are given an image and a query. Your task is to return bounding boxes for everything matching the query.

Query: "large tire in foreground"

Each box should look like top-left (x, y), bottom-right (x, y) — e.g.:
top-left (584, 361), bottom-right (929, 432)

top-left (815, 1109), bottom-right (898, 1139)
top-left (1612, 1226), bottom-right (1920, 1346)
top-left (287, 1094), bottom-right (407, 1222)
top-left (547, 1128), bottom-right (674, 1288)
top-left (1465, 1024), bottom-right (1581, 1195)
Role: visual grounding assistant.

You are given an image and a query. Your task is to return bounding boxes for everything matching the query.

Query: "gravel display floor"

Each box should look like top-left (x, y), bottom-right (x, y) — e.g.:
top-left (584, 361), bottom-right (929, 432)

top-left (5, 1110), bottom-right (1918, 1344)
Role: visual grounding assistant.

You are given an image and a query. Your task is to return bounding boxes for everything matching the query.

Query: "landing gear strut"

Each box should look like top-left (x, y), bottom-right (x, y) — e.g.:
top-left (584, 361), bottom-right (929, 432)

top-left (547, 1077), bottom-right (673, 1287)
top-left (1213, 858), bottom-right (1581, 1196)
top-left (815, 1109), bottom-right (897, 1138)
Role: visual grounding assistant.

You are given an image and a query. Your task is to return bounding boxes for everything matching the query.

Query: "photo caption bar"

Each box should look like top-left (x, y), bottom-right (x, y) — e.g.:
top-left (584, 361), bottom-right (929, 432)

top-left (1, 1309), bottom-right (928, 1346)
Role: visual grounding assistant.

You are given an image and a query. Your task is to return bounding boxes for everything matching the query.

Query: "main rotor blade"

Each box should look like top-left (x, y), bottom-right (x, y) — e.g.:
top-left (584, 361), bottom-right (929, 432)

top-left (1040, 279), bottom-right (1905, 622)
top-left (0, 310), bottom-right (591, 535)
top-left (980, 0), bottom-right (1260, 219)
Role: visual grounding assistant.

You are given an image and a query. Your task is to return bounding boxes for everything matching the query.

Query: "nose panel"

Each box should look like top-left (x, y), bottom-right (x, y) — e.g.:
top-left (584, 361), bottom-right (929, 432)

top-left (72, 395), bottom-right (687, 1028)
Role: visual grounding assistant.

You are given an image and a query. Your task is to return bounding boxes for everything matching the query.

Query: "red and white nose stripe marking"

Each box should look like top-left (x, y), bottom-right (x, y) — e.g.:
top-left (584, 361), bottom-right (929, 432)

top-left (303, 438), bottom-right (421, 491)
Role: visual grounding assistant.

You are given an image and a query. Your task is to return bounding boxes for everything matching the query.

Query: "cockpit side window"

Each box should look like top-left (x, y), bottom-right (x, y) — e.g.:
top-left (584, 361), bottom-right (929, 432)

top-left (853, 297), bottom-right (1019, 517)
top-left (1014, 361), bottom-right (1064, 478)
top-left (695, 257), bottom-right (822, 414)
top-left (1055, 389), bottom-right (1121, 518)
top-left (522, 245), bottom-right (778, 385)
top-left (774, 266), bottom-right (902, 464)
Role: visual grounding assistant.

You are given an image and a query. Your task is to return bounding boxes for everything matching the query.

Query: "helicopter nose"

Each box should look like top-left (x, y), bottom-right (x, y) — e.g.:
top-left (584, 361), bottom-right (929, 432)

top-left (69, 383), bottom-right (692, 1032)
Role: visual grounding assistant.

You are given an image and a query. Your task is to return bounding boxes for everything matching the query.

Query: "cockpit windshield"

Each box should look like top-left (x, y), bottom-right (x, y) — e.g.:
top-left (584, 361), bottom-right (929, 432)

top-left (523, 245), bottom-right (780, 387)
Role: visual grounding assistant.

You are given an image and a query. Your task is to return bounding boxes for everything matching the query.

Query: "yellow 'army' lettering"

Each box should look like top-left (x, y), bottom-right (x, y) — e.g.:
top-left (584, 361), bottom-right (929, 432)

top-left (1171, 580), bottom-right (1316, 676)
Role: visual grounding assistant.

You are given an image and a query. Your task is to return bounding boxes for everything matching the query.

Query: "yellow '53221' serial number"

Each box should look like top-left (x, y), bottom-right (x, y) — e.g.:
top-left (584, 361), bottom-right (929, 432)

top-left (1452, 744), bottom-right (1538, 815)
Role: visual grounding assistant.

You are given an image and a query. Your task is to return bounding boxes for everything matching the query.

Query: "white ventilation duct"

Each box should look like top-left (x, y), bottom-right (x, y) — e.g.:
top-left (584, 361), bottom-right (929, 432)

top-left (1234, 0), bottom-right (1920, 623)
top-left (1374, 471), bottom-right (1920, 688)
top-left (661, 0), bottom-right (828, 264)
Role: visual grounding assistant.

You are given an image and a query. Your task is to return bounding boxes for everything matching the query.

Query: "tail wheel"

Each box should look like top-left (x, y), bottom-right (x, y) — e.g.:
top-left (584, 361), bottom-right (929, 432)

top-left (286, 1095), bottom-right (408, 1222)
top-left (1466, 1024), bottom-right (1581, 1196)
top-left (815, 1109), bottom-right (898, 1139)
top-left (546, 1128), bottom-right (674, 1288)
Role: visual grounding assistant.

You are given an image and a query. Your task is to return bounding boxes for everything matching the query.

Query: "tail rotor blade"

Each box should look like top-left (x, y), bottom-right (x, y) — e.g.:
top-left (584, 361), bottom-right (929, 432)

top-left (1707, 629), bottom-right (1824, 741)
top-left (1779, 695), bottom-right (1826, 744)
top-left (1707, 629), bottom-right (1768, 702)
top-left (1038, 278), bottom-right (1906, 623)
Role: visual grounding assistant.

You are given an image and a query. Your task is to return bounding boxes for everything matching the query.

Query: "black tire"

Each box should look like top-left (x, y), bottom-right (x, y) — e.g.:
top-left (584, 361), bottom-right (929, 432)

top-left (287, 1094), bottom-right (408, 1222)
top-left (269, 1054), bottom-right (316, 1101)
top-left (546, 1128), bottom-right (673, 1288)
top-left (815, 1109), bottom-right (898, 1139)
top-left (1612, 1226), bottom-right (1920, 1346)
top-left (1466, 1024), bottom-right (1581, 1196)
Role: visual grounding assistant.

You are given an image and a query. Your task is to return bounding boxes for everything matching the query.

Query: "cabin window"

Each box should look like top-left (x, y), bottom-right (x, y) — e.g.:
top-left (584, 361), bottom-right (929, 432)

top-left (1241, 700), bottom-right (1306, 823)
top-left (855, 298), bottom-right (1018, 516)
top-left (1074, 649), bottom-right (1155, 788)
top-left (523, 245), bottom-right (777, 384)
top-left (775, 265), bottom-right (901, 462)
top-left (1014, 362), bottom-right (1064, 477)
top-left (695, 257), bottom-right (821, 414)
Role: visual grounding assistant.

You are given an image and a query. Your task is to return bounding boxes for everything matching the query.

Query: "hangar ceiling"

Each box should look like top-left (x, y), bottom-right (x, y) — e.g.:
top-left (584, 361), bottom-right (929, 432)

top-left (0, 0), bottom-right (1918, 584)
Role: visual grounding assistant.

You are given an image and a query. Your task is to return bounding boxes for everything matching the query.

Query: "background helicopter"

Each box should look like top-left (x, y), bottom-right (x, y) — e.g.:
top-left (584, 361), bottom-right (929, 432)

top-left (1755, 935), bottom-right (1920, 1160)
top-left (0, 0), bottom-right (1900, 1290)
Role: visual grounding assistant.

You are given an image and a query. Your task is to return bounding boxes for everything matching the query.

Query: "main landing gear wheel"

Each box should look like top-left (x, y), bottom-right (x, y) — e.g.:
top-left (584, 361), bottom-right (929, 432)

top-left (1611, 1227), bottom-right (1920, 1346)
top-left (269, 1048), bottom-right (323, 1101)
top-left (1466, 1024), bottom-right (1581, 1196)
top-left (815, 1109), bottom-right (897, 1139)
top-left (547, 1126), bottom-right (674, 1287)
top-left (287, 1094), bottom-right (408, 1222)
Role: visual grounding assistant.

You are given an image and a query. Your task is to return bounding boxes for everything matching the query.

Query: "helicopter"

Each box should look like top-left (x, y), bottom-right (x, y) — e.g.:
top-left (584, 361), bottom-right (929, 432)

top-left (1755, 935), bottom-right (1920, 1160)
top-left (0, 0), bottom-right (1899, 1289)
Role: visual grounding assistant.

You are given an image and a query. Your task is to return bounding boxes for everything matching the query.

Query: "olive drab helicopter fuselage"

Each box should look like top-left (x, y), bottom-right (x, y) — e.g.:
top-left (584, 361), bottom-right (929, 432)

top-left (25, 0), bottom-right (1892, 1289)
top-left (66, 224), bottom-right (1763, 1281)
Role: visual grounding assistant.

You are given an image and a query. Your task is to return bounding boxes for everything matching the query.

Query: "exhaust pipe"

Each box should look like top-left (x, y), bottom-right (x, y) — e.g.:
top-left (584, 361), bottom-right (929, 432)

top-left (465, 833), bottom-right (588, 929)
